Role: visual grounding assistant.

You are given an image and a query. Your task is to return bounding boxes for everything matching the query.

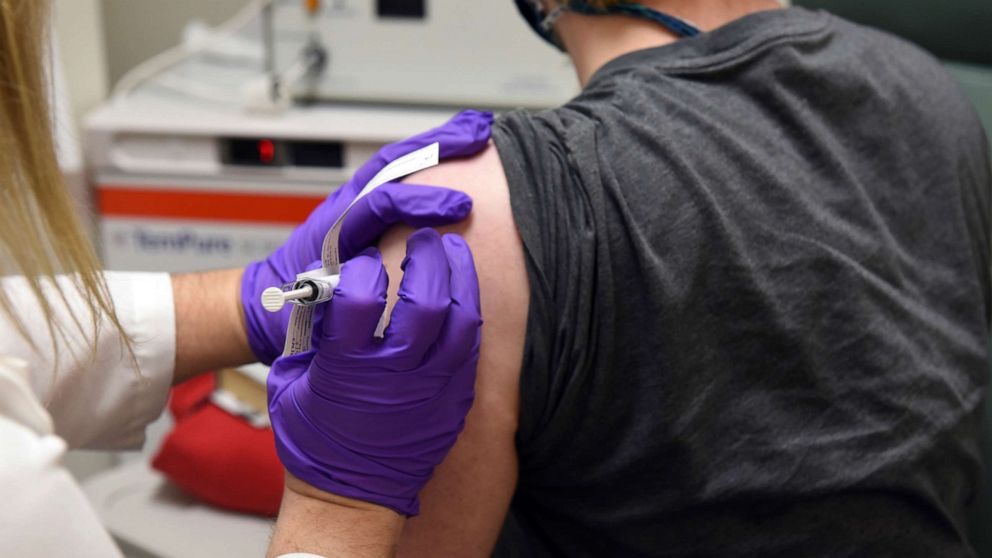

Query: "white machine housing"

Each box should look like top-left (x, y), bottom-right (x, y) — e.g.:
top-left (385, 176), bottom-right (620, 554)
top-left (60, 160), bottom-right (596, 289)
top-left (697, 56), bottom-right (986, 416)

top-left (86, 99), bottom-right (459, 273)
top-left (278, 0), bottom-right (579, 107)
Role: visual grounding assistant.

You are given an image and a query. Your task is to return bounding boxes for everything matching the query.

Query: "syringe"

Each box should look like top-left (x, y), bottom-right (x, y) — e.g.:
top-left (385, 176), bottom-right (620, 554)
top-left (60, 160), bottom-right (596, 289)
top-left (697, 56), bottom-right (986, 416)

top-left (261, 274), bottom-right (340, 313)
top-left (263, 141), bottom-right (440, 356)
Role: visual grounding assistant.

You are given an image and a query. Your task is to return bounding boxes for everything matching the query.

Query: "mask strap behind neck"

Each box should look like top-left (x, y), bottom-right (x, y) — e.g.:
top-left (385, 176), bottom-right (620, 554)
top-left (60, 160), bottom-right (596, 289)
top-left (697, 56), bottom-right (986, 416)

top-left (540, 5), bottom-right (570, 31)
top-left (542, 2), bottom-right (702, 39)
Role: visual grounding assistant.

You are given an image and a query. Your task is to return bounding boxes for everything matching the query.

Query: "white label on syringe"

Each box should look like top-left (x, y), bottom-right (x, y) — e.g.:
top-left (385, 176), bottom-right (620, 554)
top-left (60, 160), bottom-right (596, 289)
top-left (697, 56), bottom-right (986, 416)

top-left (283, 303), bottom-right (315, 356)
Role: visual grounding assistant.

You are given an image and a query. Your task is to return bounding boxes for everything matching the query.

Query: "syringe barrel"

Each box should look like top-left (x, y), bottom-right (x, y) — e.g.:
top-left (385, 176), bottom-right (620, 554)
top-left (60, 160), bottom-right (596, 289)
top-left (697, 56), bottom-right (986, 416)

top-left (290, 274), bottom-right (339, 306)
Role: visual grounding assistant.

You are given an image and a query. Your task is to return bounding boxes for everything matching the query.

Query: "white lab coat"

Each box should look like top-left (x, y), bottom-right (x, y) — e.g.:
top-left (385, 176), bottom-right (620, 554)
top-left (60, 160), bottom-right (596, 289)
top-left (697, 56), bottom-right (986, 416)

top-left (0, 272), bottom-right (175, 557)
top-left (0, 273), bottom-right (327, 558)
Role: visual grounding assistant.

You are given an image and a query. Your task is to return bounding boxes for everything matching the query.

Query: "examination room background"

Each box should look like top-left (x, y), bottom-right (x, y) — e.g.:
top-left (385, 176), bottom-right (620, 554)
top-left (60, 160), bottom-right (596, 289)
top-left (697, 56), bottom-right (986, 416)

top-left (44, 1), bottom-right (992, 556)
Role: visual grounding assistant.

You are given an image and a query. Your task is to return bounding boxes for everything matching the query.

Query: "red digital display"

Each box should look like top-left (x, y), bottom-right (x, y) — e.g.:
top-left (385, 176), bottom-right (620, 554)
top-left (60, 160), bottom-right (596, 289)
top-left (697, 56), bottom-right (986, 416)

top-left (224, 137), bottom-right (343, 168)
top-left (258, 139), bottom-right (276, 164)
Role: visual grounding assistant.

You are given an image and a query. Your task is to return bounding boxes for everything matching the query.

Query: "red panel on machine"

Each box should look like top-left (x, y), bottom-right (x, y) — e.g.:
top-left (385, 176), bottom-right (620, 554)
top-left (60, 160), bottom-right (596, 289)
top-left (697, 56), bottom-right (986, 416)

top-left (98, 187), bottom-right (325, 225)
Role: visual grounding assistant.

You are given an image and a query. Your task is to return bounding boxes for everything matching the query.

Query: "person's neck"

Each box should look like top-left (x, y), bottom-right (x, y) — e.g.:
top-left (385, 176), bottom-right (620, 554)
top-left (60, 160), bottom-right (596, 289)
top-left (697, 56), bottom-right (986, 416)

top-left (555, 0), bottom-right (785, 85)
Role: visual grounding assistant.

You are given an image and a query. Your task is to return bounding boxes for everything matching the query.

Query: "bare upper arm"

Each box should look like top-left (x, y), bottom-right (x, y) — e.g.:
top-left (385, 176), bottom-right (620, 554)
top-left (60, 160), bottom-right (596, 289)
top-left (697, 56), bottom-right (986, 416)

top-left (377, 142), bottom-right (527, 556)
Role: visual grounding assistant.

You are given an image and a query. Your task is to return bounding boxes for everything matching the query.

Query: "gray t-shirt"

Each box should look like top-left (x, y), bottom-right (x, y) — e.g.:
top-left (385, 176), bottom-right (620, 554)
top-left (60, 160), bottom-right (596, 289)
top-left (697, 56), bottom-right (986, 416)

top-left (491, 8), bottom-right (991, 557)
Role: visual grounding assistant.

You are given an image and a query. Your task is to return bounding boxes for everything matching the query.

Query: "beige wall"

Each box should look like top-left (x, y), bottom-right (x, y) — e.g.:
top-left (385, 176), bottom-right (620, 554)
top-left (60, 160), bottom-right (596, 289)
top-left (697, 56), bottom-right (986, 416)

top-left (52, 0), bottom-right (252, 119)
top-left (101, 0), bottom-right (250, 86)
top-left (54, 0), bottom-right (108, 121)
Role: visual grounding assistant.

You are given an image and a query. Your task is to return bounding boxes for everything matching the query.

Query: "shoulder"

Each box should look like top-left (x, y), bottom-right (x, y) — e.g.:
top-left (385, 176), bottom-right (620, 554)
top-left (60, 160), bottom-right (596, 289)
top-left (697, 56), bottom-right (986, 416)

top-left (388, 141), bottom-right (527, 411)
top-left (409, 140), bottom-right (509, 205)
top-left (384, 143), bottom-right (527, 555)
top-left (826, 16), bottom-right (986, 150)
top-left (833, 15), bottom-right (965, 101)
top-left (403, 142), bottom-right (519, 263)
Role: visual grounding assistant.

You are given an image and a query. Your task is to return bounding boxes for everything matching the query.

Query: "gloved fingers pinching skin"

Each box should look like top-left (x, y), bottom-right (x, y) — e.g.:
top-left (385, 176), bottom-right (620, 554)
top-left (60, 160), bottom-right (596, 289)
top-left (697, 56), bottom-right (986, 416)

top-left (268, 228), bottom-right (482, 516)
top-left (241, 109), bottom-right (493, 365)
top-left (379, 229), bottom-right (454, 370)
top-left (320, 248), bottom-right (388, 356)
top-left (434, 234), bottom-right (483, 357)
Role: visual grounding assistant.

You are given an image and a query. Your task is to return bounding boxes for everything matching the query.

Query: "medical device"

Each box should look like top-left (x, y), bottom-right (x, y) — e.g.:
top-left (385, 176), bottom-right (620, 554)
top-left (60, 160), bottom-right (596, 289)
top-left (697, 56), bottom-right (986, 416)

top-left (86, 100), bottom-right (456, 273)
top-left (92, 0), bottom-right (578, 274)
top-left (115, 0), bottom-right (578, 113)
top-left (272, 0), bottom-right (578, 108)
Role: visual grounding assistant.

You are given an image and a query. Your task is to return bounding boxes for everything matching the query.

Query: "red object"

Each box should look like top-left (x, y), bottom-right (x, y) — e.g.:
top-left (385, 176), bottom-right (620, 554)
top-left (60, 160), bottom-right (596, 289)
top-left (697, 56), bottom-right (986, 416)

top-left (168, 373), bottom-right (215, 417)
top-left (258, 139), bottom-right (276, 164)
top-left (96, 187), bottom-right (324, 225)
top-left (152, 375), bottom-right (284, 516)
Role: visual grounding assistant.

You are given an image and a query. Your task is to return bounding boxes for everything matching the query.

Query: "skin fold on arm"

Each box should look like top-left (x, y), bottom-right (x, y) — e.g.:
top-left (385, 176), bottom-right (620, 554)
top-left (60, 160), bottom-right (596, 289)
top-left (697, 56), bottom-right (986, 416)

top-left (377, 143), bottom-right (529, 557)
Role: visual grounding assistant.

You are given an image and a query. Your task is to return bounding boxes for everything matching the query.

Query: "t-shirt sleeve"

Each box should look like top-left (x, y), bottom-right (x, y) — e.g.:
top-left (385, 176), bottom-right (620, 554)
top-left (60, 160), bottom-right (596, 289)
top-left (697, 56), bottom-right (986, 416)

top-left (492, 109), bottom-right (606, 468)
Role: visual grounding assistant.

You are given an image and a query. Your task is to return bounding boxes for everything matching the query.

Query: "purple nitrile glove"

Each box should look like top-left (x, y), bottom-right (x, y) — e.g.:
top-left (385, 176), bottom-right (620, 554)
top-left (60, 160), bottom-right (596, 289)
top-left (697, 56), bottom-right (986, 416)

top-left (267, 228), bottom-right (482, 516)
top-left (242, 109), bottom-right (493, 364)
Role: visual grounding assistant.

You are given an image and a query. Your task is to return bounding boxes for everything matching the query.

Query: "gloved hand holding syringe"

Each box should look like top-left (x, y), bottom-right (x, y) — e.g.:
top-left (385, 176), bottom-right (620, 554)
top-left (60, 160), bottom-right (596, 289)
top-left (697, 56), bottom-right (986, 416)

top-left (239, 110), bottom-right (492, 365)
top-left (212, 107), bottom-right (495, 527)
top-left (238, 110), bottom-right (488, 518)
top-left (259, 141), bottom-right (442, 355)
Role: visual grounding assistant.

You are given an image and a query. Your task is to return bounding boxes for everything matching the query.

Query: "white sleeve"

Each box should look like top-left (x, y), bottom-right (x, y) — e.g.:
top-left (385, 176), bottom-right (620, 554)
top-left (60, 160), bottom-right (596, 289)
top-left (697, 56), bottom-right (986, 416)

top-left (0, 356), bottom-right (124, 557)
top-left (0, 272), bottom-right (176, 450)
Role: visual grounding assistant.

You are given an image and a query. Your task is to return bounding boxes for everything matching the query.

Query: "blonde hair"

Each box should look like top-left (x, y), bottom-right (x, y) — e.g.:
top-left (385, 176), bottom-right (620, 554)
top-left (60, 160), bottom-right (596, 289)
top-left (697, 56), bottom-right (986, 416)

top-left (0, 0), bottom-right (130, 359)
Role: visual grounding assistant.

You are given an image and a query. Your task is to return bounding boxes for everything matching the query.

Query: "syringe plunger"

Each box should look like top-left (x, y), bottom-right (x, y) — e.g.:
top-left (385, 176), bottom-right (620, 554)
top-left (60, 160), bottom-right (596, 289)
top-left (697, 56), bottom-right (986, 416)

top-left (261, 274), bottom-right (339, 313)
